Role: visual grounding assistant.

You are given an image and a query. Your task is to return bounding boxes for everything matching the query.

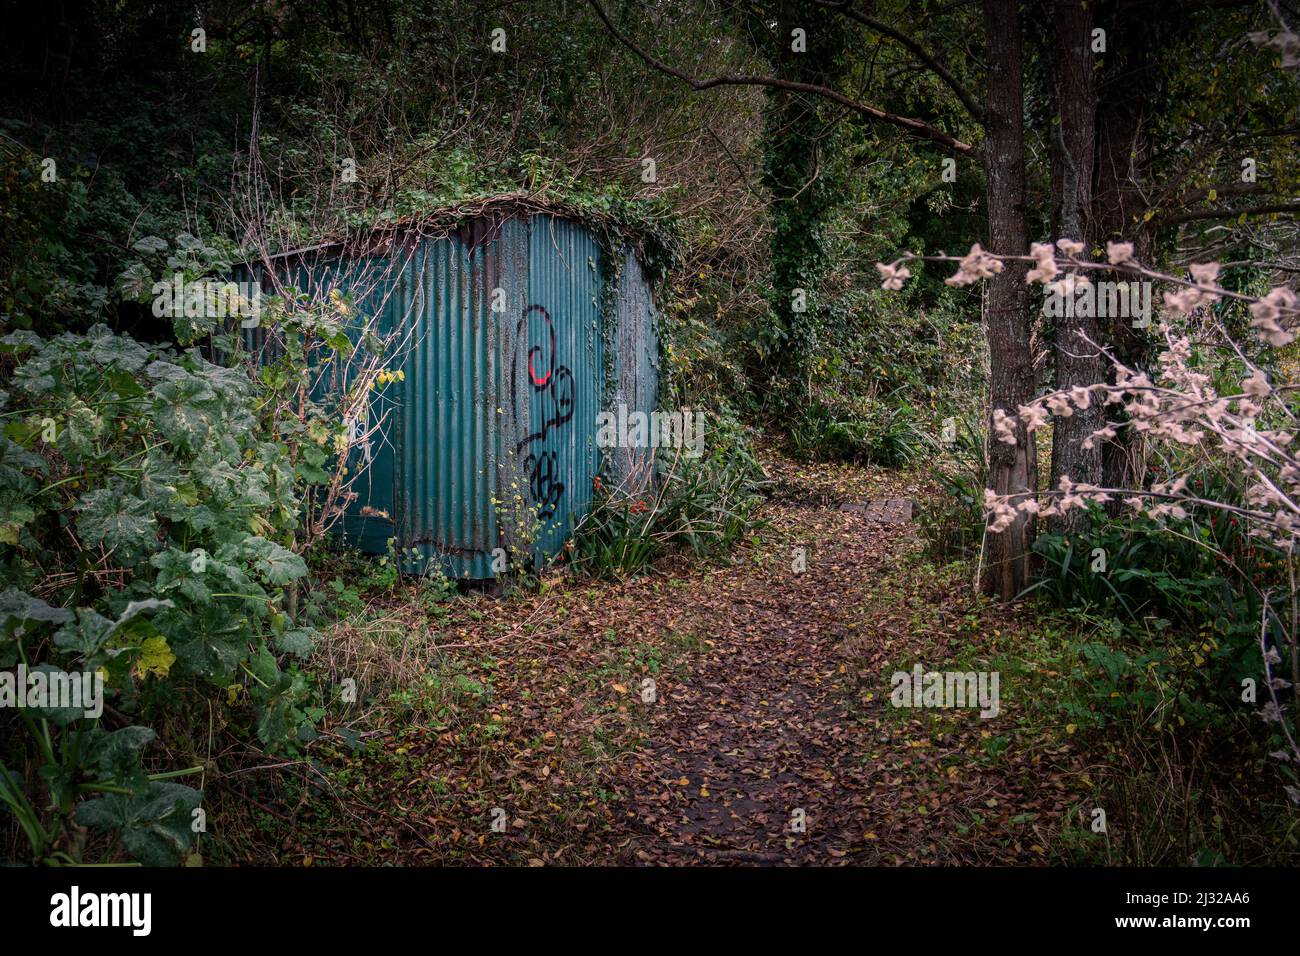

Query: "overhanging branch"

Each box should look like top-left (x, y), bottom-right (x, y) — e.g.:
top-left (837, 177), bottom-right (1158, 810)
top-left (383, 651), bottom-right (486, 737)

top-left (1159, 201), bottom-right (1300, 225)
top-left (815, 0), bottom-right (986, 122)
top-left (586, 0), bottom-right (977, 156)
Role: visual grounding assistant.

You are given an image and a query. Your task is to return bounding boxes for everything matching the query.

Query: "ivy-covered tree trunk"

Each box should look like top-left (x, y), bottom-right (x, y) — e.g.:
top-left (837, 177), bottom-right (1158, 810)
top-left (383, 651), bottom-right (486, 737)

top-left (981, 0), bottom-right (1037, 599)
top-left (757, 3), bottom-right (846, 410)
top-left (1047, 0), bottom-right (1106, 532)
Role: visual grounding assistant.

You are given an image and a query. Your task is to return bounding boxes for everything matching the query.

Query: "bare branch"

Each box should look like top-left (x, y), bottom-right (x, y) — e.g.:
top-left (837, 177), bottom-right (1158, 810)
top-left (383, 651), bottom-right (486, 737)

top-left (814, 0), bottom-right (986, 121)
top-left (1159, 201), bottom-right (1300, 226)
top-left (585, 0), bottom-right (977, 155)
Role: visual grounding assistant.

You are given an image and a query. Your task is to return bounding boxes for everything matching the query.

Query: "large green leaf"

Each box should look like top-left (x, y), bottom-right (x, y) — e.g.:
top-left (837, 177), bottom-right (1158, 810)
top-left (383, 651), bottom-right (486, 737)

top-left (86, 324), bottom-right (150, 373)
top-left (241, 536), bottom-right (307, 587)
top-left (76, 782), bottom-right (200, 867)
top-left (85, 725), bottom-right (157, 792)
top-left (24, 663), bottom-right (99, 726)
top-left (0, 435), bottom-right (46, 475)
top-left (149, 378), bottom-right (216, 449)
top-left (54, 599), bottom-right (172, 658)
top-left (0, 588), bottom-right (74, 633)
top-left (274, 628), bottom-right (315, 659)
top-left (53, 608), bottom-right (114, 656)
top-left (76, 488), bottom-right (157, 555)
top-left (0, 500), bottom-right (36, 545)
top-left (165, 603), bottom-right (251, 682)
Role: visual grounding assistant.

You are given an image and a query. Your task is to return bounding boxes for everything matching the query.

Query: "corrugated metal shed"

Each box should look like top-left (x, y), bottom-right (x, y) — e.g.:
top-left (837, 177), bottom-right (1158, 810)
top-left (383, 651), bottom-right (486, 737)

top-left (607, 248), bottom-right (661, 494)
top-left (242, 205), bottom-right (660, 579)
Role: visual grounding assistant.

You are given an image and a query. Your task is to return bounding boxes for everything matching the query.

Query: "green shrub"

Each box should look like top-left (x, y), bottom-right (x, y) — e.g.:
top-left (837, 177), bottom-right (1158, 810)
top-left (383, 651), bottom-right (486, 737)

top-left (1026, 495), bottom-right (1283, 729)
top-left (787, 392), bottom-right (924, 466)
top-left (917, 412), bottom-right (988, 562)
top-left (570, 412), bottom-right (768, 578)
top-left (0, 324), bottom-right (327, 865)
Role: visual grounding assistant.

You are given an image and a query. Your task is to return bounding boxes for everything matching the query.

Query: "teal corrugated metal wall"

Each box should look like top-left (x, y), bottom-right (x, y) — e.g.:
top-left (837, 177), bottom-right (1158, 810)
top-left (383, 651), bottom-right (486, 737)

top-left (241, 211), bottom-right (657, 579)
top-left (608, 248), bottom-right (661, 494)
top-left (339, 254), bottom-right (404, 554)
top-left (519, 215), bottom-right (603, 564)
top-left (397, 219), bottom-right (519, 578)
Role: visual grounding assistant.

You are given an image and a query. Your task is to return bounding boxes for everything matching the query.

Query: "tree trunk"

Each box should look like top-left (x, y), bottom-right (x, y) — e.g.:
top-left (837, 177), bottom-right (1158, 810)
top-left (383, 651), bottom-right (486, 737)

top-left (980, 0), bottom-right (1037, 599)
top-left (1047, 0), bottom-right (1106, 532)
top-left (1092, 1), bottom-right (1157, 494)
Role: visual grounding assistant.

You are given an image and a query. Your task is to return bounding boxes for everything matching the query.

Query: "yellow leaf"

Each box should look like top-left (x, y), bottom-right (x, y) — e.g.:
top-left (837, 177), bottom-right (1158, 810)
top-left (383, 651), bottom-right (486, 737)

top-left (611, 682), bottom-right (628, 694)
top-left (137, 635), bottom-right (176, 679)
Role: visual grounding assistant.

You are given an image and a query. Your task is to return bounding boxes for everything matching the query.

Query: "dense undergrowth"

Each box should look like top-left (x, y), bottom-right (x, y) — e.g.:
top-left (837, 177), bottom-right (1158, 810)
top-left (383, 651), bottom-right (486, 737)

top-left (859, 552), bottom-right (1297, 865)
top-left (912, 354), bottom-right (1300, 862)
top-left (569, 413), bottom-right (769, 578)
top-left (0, 326), bottom-right (316, 865)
